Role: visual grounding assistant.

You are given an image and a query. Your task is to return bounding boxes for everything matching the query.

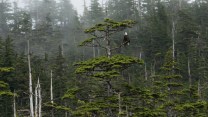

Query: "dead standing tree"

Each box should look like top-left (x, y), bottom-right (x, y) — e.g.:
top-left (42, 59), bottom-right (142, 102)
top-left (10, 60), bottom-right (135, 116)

top-left (28, 40), bottom-right (34, 117)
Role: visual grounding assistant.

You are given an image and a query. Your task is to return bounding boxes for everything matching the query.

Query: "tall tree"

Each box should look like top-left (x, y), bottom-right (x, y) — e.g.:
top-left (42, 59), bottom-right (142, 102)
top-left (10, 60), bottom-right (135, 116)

top-left (89, 0), bottom-right (104, 24)
top-left (108, 0), bottom-right (137, 20)
top-left (66, 19), bottom-right (143, 116)
top-left (0, 0), bottom-right (11, 37)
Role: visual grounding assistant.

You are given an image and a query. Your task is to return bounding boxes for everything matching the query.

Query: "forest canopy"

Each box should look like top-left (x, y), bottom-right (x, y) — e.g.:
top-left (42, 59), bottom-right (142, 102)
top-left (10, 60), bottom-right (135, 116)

top-left (0, 0), bottom-right (208, 117)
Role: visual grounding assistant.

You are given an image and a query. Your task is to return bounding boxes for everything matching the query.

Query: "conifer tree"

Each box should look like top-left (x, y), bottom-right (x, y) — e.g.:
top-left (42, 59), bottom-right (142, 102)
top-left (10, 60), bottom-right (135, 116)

top-left (0, 36), bottom-right (14, 116)
top-left (0, 1), bottom-right (11, 37)
top-left (66, 18), bottom-right (143, 116)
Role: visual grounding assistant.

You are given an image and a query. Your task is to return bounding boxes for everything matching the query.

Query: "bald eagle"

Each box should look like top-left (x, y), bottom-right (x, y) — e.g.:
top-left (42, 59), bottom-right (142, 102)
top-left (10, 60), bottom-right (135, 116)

top-left (123, 32), bottom-right (130, 46)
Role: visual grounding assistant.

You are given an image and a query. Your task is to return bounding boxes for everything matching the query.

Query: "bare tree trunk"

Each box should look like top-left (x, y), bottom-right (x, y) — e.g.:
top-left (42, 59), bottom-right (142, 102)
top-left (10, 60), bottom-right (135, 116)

top-left (138, 0), bottom-right (142, 25)
top-left (97, 47), bottom-right (100, 56)
top-left (106, 27), bottom-right (111, 58)
top-left (179, 0), bottom-right (182, 9)
top-left (50, 70), bottom-right (54, 117)
top-left (93, 40), bottom-right (96, 58)
top-left (105, 0), bottom-right (109, 16)
top-left (139, 51), bottom-right (142, 59)
top-left (35, 86), bottom-right (38, 117)
top-left (38, 78), bottom-right (42, 117)
top-left (144, 63), bottom-right (148, 81)
top-left (107, 39), bottom-right (111, 58)
top-left (128, 74), bottom-right (131, 84)
top-left (118, 92), bottom-right (121, 117)
top-left (126, 105), bottom-right (129, 117)
top-left (61, 43), bottom-right (64, 56)
top-left (152, 61), bottom-right (155, 76)
top-left (198, 79), bottom-right (201, 99)
top-left (13, 91), bottom-right (16, 117)
top-left (107, 81), bottom-right (113, 116)
top-left (188, 58), bottom-right (192, 87)
top-left (172, 21), bottom-right (175, 63)
top-left (50, 70), bottom-right (53, 104)
top-left (65, 102), bottom-right (68, 117)
top-left (107, 82), bottom-right (110, 96)
top-left (28, 40), bottom-right (34, 117)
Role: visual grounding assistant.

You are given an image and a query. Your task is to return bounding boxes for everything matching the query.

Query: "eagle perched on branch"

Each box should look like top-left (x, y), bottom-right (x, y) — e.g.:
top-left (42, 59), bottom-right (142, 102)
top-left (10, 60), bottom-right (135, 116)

top-left (123, 32), bottom-right (130, 46)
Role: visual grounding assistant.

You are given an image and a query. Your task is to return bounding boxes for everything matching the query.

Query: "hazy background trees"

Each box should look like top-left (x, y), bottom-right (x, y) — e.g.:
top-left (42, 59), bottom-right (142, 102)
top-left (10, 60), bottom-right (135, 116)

top-left (0, 0), bottom-right (208, 116)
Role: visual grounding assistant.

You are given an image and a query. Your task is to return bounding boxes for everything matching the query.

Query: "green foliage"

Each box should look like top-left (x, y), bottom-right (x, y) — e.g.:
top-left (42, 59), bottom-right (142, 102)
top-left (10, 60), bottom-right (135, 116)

top-left (1, 0), bottom-right (208, 116)
top-left (0, 67), bottom-right (14, 72)
top-left (44, 102), bottom-right (72, 112)
top-left (108, 0), bottom-right (137, 20)
top-left (174, 101), bottom-right (207, 116)
top-left (75, 54), bottom-right (143, 79)
top-left (62, 87), bottom-right (80, 100)
top-left (79, 37), bottom-right (96, 46)
top-left (134, 108), bottom-right (166, 117)
top-left (83, 18), bottom-right (135, 34)
top-left (0, 80), bottom-right (13, 96)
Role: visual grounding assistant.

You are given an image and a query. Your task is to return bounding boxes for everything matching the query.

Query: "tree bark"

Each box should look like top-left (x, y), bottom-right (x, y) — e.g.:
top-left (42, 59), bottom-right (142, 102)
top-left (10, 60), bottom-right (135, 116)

top-left (106, 26), bottom-right (111, 58)
top-left (139, 51), bottom-right (142, 59)
top-left (188, 58), bottom-right (192, 87)
top-left (93, 40), bottom-right (96, 58)
top-left (28, 40), bottom-right (34, 117)
top-left (13, 91), bottom-right (17, 117)
top-left (38, 78), bottom-right (42, 117)
top-left (118, 92), bottom-right (121, 117)
top-left (126, 105), bottom-right (129, 117)
top-left (107, 39), bottom-right (111, 58)
top-left (65, 101), bottom-right (68, 117)
top-left (198, 79), bottom-right (201, 99)
top-left (50, 70), bottom-right (53, 104)
top-left (50, 70), bottom-right (54, 117)
top-left (35, 86), bottom-right (38, 117)
top-left (145, 63), bottom-right (148, 81)
top-left (172, 21), bottom-right (175, 63)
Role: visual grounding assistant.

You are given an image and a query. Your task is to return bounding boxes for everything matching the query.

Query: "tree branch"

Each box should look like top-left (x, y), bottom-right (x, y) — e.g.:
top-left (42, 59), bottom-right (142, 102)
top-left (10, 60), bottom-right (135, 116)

top-left (111, 41), bottom-right (129, 51)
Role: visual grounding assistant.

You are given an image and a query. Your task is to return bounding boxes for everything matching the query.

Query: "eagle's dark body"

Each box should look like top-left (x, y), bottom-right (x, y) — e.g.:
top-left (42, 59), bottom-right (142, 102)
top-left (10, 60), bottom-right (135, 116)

top-left (123, 32), bottom-right (130, 46)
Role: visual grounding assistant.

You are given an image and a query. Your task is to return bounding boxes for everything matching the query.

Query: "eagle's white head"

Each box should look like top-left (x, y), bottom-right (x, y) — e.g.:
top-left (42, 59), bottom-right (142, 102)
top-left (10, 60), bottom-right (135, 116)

top-left (124, 32), bottom-right (128, 35)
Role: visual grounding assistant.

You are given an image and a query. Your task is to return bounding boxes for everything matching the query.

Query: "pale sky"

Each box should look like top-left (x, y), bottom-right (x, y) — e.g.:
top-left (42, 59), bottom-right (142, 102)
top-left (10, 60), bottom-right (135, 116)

top-left (69, 0), bottom-right (105, 15)
top-left (71, 0), bottom-right (90, 15)
top-left (15, 0), bottom-right (103, 15)
top-left (14, 0), bottom-right (195, 15)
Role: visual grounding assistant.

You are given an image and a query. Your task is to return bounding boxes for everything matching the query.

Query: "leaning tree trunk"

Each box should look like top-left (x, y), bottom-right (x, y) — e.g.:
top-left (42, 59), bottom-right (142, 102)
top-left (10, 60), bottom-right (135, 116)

top-left (28, 40), bottom-right (34, 117)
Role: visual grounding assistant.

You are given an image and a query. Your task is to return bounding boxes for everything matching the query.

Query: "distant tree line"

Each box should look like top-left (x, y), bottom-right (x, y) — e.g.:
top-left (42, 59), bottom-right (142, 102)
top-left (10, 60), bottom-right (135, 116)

top-left (0, 0), bottom-right (208, 116)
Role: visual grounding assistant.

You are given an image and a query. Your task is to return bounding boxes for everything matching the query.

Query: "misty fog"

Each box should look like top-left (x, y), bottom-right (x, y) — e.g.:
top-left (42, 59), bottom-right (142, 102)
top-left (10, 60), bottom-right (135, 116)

top-left (1, 0), bottom-right (208, 117)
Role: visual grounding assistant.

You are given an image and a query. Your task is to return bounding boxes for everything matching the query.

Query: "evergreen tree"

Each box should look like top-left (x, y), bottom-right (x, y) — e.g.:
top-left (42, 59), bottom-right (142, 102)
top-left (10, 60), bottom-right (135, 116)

top-left (89, 0), bottom-right (104, 24)
top-left (0, 1), bottom-right (11, 37)
top-left (108, 0), bottom-right (137, 20)
top-left (0, 37), bottom-right (14, 117)
top-left (50, 46), bottom-right (69, 116)
top-left (1, 36), bottom-right (15, 82)
top-left (63, 19), bottom-right (143, 116)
